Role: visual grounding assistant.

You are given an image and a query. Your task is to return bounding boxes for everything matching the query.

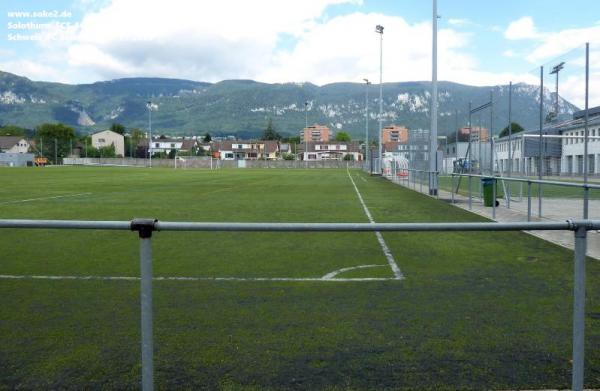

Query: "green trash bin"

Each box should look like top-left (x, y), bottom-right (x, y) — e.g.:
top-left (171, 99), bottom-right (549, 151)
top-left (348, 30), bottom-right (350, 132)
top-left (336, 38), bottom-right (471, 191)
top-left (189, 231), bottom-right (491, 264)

top-left (481, 177), bottom-right (496, 207)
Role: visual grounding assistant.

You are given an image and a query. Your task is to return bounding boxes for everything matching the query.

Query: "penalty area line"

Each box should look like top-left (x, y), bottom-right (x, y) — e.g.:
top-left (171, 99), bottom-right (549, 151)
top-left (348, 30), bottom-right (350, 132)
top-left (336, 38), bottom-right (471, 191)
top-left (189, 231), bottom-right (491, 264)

top-left (0, 192), bottom-right (92, 205)
top-left (0, 274), bottom-right (398, 282)
top-left (347, 170), bottom-right (404, 280)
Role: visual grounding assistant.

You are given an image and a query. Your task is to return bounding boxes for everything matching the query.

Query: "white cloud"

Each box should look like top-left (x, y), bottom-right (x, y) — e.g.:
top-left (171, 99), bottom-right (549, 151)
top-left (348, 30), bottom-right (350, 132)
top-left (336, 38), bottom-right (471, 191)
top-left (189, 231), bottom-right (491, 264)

top-left (504, 16), bottom-right (542, 40)
top-left (2, 0), bottom-right (595, 105)
top-left (447, 18), bottom-right (470, 26)
top-left (525, 25), bottom-right (600, 63)
top-left (503, 49), bottom-right (516, 58)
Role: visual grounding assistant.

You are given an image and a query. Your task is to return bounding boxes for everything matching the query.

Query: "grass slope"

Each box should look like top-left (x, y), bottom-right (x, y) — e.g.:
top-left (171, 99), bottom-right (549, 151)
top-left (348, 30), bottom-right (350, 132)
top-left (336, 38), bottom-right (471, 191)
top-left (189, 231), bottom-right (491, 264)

top-left (0, 167), bottom-right (598, 389)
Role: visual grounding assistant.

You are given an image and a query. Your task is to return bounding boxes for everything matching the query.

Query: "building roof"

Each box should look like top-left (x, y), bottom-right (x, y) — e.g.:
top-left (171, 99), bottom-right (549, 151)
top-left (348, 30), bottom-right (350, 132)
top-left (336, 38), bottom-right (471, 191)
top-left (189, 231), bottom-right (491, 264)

top-left (573, 105), bottom-right (600, 120)
top-left (180, 139), bottom-right (197, 150)
top-left (92, 129), bottom-right (123, 137)
top-left (0, 136), bottom-right (25, 150)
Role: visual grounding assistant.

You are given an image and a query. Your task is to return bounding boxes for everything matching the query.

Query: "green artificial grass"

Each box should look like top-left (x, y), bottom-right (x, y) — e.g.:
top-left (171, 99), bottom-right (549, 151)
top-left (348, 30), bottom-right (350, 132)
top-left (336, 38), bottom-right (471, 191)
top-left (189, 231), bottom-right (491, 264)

top-left (0, 167), bottom-right (598, 389)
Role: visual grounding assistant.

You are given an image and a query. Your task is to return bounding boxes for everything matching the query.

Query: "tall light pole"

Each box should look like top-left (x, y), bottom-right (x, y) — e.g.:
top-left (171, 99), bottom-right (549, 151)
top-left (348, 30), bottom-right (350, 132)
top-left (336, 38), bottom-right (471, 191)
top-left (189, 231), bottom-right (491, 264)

top-left (147, 101), bottom-right (153, 168)
top-left (375, 24), bottom-right (384, 174)
top-left (363, 78), bottom-right (371, 172)
top-left (429, 0), bottom-right (439, 195)
top-left (550, 61), bottom-right (565, 121)
top-left (304, 101), bottom-right (308, 162)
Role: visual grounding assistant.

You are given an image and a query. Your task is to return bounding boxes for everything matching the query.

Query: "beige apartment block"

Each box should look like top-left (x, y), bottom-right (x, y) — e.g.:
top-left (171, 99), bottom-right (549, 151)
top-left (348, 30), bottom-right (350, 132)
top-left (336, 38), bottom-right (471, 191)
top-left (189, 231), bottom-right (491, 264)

top-left (300, 124), bottom-right (331, 142)
top-left (91, 130), bottom-right (125, 157)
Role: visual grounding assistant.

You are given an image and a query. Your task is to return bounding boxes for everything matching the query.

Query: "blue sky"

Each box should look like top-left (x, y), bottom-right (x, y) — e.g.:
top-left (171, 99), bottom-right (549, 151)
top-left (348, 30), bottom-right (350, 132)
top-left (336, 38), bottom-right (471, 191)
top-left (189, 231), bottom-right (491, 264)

top-left (1, 0), bottom-right (599, 105)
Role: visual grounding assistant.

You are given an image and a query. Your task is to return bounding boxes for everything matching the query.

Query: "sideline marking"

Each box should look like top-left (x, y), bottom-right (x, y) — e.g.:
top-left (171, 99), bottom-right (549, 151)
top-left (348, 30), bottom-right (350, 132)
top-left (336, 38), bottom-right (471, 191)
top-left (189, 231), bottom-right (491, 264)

top-left (0, 274), bottom-right (396, 282)
top-left (347, 171), bottom-right (404, 279)
top-left (321, 264), bottom-right (386, 279)
top-left (0, 192), bottom-right (92, 205)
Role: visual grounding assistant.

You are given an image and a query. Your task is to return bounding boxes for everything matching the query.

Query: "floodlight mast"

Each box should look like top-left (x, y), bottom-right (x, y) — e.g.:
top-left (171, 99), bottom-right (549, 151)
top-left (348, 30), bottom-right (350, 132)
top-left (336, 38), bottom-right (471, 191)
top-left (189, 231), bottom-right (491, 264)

top-left (147, 101), bottom-right (152, 168)
top-left (363, 78), bottom-right (371, 172)
top-left (375, 25), bottom-right (384, 174)
top-left (429, 0), bottom-right (439, 195)
top-left (550, 61), bottom-right (565, 121)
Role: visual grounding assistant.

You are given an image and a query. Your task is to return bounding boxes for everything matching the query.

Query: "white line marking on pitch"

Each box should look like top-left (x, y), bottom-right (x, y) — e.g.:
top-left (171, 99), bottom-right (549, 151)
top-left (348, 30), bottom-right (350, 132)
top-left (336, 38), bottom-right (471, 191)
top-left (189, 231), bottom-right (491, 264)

top-left (321, 264), bottom-right (386, 279)
top-left (0, 274), bottom-right (397, 282)
top-left (347, 170), bottom-right (404, 279)
top-left (0, 192), bottom-right (92, 205)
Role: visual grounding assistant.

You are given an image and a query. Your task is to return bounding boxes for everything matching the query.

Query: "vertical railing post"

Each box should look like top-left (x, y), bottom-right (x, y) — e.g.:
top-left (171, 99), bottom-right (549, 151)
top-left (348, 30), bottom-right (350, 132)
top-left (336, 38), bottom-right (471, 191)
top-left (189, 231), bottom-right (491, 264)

top-left (468, 175), bottom-right (472, 210)
top-left (492, 176), bottom-right (496, 219)
top-left (527, 181), bottom-right (532, 222)
top-left (539, 183), bottom-right (543, 218)
top-left (131, 219), bottom-right (157, 391)
top-left (572, 224), bottom-right (587, 391)
top-left (583, 186), bottom-right (589, 219)
top-left (451, 174), bottom-right (455, 204)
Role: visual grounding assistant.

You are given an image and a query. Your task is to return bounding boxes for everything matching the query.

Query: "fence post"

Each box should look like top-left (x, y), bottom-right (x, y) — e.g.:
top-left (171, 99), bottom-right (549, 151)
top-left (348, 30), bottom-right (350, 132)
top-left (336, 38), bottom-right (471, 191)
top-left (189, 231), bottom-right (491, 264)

top-left (131, 219), bottom-right (157, 391)
top-left (451, 174), bottom-right (455, 204)
top-left (527, 181), bottom-right (532, 222)
top-left (468, 175), bottom-right (472, 210)
top-left (583, 186), bottom-right (589, 219)
top-left (492, 176), bottom-right (496, 219)
top-left (572, 224), bottom-right (587, 391)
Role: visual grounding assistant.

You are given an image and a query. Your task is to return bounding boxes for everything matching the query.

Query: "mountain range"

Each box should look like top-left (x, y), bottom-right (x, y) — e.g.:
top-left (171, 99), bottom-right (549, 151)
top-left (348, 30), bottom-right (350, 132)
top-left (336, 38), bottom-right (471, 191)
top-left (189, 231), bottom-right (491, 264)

top-left (0, 71), bottom-right (579, 139)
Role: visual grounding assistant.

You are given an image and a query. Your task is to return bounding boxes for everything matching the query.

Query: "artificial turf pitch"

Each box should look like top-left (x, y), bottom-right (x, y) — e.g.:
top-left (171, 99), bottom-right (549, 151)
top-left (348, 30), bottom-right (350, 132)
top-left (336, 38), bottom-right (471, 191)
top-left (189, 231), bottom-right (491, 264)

top-left (0, 166), bottom-right (599, 389)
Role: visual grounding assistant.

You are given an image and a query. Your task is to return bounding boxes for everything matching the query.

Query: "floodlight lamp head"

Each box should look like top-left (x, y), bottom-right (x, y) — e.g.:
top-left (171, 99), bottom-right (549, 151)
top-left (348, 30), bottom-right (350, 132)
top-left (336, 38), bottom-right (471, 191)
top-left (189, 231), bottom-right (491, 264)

top-left (550, 61), bottom-right (565, 74)
top-left (375, 25), bottom-right (384, 34)
top-left (363, 78), bottom-right (370, 84)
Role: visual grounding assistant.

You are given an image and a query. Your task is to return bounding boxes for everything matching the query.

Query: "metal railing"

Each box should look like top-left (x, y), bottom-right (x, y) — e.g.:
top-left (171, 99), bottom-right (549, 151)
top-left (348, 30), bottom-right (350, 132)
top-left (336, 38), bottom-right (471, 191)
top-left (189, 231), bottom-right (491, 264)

top-left (449, 173), bottom-right (600, 221)
top-left (0, 218), bottom-right (598, 391)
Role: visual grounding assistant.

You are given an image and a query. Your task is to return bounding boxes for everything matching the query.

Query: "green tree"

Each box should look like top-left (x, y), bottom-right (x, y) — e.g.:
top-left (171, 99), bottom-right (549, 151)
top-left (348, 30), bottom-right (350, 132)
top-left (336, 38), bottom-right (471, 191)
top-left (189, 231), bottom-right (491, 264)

top-left (343, 154), bottom-right (354, 161)
top-left (0, 125), bottom-right (26, 136)
top-left (110, 123), bottom-right (126, 135)
top-left (335, 132), bottom-right (351, 142)
top-left (35, 123), bottom-right (76, 164)
top-left (262, 118), bottom-right (280, 140)
top-left (168, 149), bottom-right (177, 159)
top-left (203, 133), bottom-right (212, 143)
top-left (498, 122), bottom-right (525, 138)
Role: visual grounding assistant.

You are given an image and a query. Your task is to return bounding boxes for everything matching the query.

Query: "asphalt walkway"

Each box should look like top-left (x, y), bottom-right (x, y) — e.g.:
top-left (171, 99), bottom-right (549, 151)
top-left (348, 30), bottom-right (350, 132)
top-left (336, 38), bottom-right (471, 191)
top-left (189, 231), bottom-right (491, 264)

top-left (388, 176), bottom-right (600, 260)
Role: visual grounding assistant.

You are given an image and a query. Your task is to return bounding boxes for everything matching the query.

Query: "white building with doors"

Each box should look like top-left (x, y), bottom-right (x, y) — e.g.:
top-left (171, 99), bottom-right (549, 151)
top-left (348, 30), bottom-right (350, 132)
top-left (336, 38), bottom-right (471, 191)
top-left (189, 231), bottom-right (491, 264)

top-left (300, 141), bottom-right (362, 161)
top-left (560, 107), bottom-right (600, 176)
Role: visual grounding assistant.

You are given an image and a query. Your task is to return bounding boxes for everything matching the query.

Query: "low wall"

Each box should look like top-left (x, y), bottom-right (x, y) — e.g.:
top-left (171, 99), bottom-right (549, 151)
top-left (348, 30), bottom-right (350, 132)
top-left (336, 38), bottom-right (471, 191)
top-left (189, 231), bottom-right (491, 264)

top-left (63, 157), bottom-right (364, 169)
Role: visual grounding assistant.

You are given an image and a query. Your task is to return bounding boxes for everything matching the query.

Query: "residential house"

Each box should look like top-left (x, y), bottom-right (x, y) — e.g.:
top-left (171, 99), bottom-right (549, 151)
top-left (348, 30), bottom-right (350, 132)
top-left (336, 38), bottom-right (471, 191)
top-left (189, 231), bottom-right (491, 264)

top-left (299, 141), bottom-right (362, 161)
top-left (212, 140), bottom-right (279, 160)
top-left (148, 137), bottom-right (197, 155)
top-left (91, 130), bottom-right (125, 157)
top-left (0, 136), bottom-right (30, 153)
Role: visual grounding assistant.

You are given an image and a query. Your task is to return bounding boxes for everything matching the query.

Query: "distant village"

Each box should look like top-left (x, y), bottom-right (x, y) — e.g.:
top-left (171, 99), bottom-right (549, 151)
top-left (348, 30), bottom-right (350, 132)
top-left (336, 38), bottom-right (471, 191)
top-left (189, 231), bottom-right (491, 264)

top-left (1, 104), bottom-right (599, 176)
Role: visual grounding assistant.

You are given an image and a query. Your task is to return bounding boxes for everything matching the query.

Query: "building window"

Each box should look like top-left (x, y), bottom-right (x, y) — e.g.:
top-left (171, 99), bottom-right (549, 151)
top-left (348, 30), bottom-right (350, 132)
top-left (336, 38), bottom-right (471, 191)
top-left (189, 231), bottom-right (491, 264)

top-left (171, 143), bottom-right (175, 148)
top-left (98, 138), bottom-right (105, 143)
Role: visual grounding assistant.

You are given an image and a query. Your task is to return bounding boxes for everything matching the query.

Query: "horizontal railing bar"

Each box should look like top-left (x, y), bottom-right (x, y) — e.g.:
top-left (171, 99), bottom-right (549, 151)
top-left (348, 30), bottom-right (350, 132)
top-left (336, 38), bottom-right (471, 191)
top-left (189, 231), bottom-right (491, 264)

top-left (449, 173), bottom-right (600, 190)
top-left (156, 221), bottom-right (583, 232)
top-left (0, 219), bottom-right (131, 230)
top-left (1, 219), bottom-right (599, 232)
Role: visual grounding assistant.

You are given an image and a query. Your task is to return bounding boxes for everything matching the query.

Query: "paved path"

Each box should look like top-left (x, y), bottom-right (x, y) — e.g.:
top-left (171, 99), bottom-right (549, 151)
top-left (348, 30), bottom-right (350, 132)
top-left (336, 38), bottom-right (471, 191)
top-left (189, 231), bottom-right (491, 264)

top-left (387, 176), bottom-right (600, 260)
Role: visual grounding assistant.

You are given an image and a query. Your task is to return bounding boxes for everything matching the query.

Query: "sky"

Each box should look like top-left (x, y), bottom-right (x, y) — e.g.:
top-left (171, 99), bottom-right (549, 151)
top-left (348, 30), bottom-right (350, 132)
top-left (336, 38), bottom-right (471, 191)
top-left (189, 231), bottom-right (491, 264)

top-left (1, 0), bottom-right (599, 106)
